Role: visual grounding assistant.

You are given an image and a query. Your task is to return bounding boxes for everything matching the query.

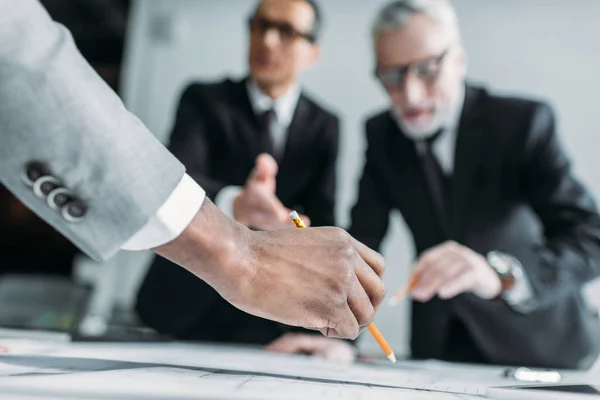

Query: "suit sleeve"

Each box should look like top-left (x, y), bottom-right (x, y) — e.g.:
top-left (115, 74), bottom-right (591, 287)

top-left (516, 103), bottom-right (600, 310)
top-left (301, 115), bottom-right (339, 227)
top-left (0, 0), bottom-right (185, 261)
top-left (167, 86), bottom-right (230, 200)
top-left (347, 126), bottom-right (393, 251)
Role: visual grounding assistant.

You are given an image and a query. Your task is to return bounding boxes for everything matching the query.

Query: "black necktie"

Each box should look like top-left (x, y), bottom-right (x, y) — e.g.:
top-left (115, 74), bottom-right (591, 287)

top-left (258, 108), bottom-right (276, 157)
top-left (418, 130), bottom-right (449, 237)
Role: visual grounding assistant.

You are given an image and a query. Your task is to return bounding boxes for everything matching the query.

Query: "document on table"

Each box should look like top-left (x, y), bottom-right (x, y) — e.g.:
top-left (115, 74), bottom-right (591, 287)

top-left (36, 342), bottom-right (510, 396)
top-left (0, 366), bottom-right (482, 400)
top-left (0, 360), bottom-right (66, 377)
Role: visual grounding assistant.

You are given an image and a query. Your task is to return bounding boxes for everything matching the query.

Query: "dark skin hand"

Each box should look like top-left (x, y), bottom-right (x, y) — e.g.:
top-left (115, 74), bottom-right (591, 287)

top-left (154, 198), bottom-right (386, 339)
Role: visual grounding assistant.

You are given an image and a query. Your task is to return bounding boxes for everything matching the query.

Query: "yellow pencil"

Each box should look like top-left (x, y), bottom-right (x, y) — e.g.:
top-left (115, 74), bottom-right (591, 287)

top-left (388, 276), bottom-right (420, 307)
top-left (289, 210), bottom-right (397, 364)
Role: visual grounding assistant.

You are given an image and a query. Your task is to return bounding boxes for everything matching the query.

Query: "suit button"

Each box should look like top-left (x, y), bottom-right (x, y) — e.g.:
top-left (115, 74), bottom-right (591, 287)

top-left (47, 188), bottom-right (74, 210)
top-left (33, 176), bottom-right (61, 198)
top-left (61, 200), bottom-right (87, 223)
top-left (22, 162), bottom-right (50, 187)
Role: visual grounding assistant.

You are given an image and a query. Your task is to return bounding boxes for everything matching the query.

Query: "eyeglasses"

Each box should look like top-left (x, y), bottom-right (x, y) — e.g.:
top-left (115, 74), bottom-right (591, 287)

top-left (248, 16), bottom-right (316, 44)
top-left (375, 49), bottom-right (449, 89)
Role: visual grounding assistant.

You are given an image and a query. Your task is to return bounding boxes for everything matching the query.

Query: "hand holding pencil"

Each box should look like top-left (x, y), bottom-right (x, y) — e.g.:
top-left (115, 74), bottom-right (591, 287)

top-left (290, 211), bottom-right (396, 363)
top-left (389, 240), bottom-right (503, 305)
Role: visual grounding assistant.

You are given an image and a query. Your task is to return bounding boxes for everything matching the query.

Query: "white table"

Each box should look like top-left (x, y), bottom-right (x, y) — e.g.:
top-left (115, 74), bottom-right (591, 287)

top-left (0, 342), bottom-right (593, 399)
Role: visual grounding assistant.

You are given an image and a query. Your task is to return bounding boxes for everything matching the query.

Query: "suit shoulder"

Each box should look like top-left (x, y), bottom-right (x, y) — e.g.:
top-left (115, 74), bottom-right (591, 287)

top-left (472, 85), bottom-right (558, 148)
top-left (176, 77), bottom-right (239, 106)
top-left (481, 87), bottom-right (555, 120)
top-left (299, 91), bottom-right (339, 123)
top-left (364, 109), bottom-right (391, 127)
top-left (364, 109), bottom-right (392, 142)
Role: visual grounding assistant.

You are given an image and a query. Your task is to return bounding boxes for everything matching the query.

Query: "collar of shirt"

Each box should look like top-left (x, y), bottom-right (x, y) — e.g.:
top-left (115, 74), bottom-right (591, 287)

top-left (246, 78), bottom-right (301, 128)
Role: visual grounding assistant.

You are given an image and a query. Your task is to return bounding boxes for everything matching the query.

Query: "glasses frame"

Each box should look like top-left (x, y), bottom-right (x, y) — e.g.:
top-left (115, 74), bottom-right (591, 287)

top-left (248, 16), bottom-right (316, 45)
top-left (374, 49), bottom-right (450, 89)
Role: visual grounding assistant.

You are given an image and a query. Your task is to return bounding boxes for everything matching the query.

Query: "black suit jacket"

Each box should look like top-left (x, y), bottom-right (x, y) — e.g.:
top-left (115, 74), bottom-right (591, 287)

top-left (136, 77), bottom-right (340, 344)
top-left (166, 76), bottom-right (338, 225)
top-left (349, 83), bottom-right (600, 369)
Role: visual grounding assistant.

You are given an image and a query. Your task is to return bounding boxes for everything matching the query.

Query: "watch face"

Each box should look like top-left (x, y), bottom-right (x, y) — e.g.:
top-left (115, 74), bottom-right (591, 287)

top-left (488, 252), bottom-right (508, 273)
top-left (487, 251), bottom-right (521, 293)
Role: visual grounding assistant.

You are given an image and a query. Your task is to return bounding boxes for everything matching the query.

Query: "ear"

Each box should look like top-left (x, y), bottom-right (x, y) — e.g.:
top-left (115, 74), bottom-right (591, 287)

top-left (302, 43), bottom-right (321, 70)
top-left (455, 46), bottom-right (468, 78)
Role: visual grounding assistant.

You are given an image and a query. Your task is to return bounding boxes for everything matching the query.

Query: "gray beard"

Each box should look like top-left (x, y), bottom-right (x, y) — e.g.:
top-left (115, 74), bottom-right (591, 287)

top-left (391, 106), bottom-right (452, 140)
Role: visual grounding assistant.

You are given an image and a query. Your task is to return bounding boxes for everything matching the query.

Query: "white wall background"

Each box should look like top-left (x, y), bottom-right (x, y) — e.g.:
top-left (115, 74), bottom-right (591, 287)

top-left (107, 0), bottom-right (600, 358)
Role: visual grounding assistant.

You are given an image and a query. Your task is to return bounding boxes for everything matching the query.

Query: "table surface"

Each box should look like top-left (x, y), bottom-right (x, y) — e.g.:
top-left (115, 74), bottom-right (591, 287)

top-left (0, 340), bottom-right (596, 400)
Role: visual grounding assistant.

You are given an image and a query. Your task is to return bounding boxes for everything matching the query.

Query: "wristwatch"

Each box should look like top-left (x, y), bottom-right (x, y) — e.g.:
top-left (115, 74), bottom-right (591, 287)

top-left (486, 251), bottom-right (537, 312)
top-left (486, 250), bottom-right (523, 295)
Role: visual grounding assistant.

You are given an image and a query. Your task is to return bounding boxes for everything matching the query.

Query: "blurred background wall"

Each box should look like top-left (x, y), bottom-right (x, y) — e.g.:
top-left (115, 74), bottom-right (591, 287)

top-left (111, 0), bottom-right (600, 357)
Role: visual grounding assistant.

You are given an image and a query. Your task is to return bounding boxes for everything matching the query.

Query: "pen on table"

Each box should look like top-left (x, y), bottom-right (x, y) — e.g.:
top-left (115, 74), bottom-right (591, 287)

top-left (289, 210), bottom-right (397, 364)
top-left (503, 367), bottom-right (561, 383)
top-left (388, 276), bottom-right (420, 307)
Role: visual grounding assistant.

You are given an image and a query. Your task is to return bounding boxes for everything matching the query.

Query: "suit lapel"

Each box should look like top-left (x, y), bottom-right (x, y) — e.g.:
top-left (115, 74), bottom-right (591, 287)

top-left (451, 85), bottom-right (490, 241)
top-left (277, 95), bottom-right (314, 174)
top-left (232, 77), bottom-right (265, 162)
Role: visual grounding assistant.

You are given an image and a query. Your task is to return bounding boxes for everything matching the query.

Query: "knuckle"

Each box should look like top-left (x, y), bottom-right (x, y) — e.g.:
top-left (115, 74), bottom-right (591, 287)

top-left (446, 240), bottom-right (460, 251)
top-left (374, 253), bottom-right (386, 275)
top-left (324, 280), bottom-right (342, 303)
top-left (334, 249), bottom-right (358, 278)
top-left (375, 281), bottom-right (386, 305)
top-left (340, 322), bottom-right (359, 340)
top-left (326, 277), bottom-right (350, 304)
top-left (350, 324), bottom-right (361, 340)
top-left (421, 253), bottom-right (435, 265)
top-left (332, 226), bottom-right (349, 240)
top-left (334, 262), bottom-right (355, 287)
top-left (343, 244), bottom-right (358, 263)
top-left (361, 304), bottom-right (376, 326)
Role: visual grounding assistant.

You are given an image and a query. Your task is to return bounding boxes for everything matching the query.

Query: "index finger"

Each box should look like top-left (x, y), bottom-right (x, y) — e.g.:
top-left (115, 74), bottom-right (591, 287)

top-left (412, 241), bottom-right (450, 277)
top-left (349, 235), bottom-right (385, 278)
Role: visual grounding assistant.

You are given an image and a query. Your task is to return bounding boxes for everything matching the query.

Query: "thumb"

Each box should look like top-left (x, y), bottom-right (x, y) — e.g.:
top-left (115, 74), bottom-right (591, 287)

top-left (253, 153), bottom-right (278, 182)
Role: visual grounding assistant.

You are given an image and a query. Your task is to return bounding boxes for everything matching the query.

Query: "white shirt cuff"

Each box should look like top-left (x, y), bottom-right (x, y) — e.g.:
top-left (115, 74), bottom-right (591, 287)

top-left (121, 173), bottom-right (205, 251)
top-left (214, 185), bottom-right (243, 219)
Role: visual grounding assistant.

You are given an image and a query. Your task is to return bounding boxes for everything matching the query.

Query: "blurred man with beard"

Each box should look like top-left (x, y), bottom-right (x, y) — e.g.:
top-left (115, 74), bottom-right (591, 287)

top-left (348, 0), bottom-right (600, 368)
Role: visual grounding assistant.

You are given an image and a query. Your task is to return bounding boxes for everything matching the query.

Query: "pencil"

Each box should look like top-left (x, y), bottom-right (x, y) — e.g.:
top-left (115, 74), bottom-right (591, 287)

top-left (289, 210), bottom-right (397, 364)
top-left (388, 276), bottom-right (419, 307)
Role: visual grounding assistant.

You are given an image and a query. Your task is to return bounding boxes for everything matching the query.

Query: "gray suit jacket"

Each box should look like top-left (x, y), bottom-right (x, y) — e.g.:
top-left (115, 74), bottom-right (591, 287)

top-left (0, 0), bottom-right (184, 261)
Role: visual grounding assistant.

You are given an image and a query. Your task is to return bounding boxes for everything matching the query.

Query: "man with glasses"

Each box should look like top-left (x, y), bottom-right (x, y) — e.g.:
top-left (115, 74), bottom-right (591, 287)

top-left (136, 0), bottom-right (355, 361)
top-left (349, 0), bottom-right (600, 368)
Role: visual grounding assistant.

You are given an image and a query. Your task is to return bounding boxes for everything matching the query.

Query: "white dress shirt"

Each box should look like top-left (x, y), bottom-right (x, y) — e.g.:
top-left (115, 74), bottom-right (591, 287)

top-left (214, 79), bottom-right (302, 218)
top-left (393, 84), bottom-right (535, 312)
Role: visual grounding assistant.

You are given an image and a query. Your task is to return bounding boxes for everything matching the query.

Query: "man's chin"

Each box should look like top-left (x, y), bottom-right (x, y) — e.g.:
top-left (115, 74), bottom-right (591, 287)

top-left (400, 122), bottom-right (441, 140)
top-left (251, 69), bottom-right (281, 83)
